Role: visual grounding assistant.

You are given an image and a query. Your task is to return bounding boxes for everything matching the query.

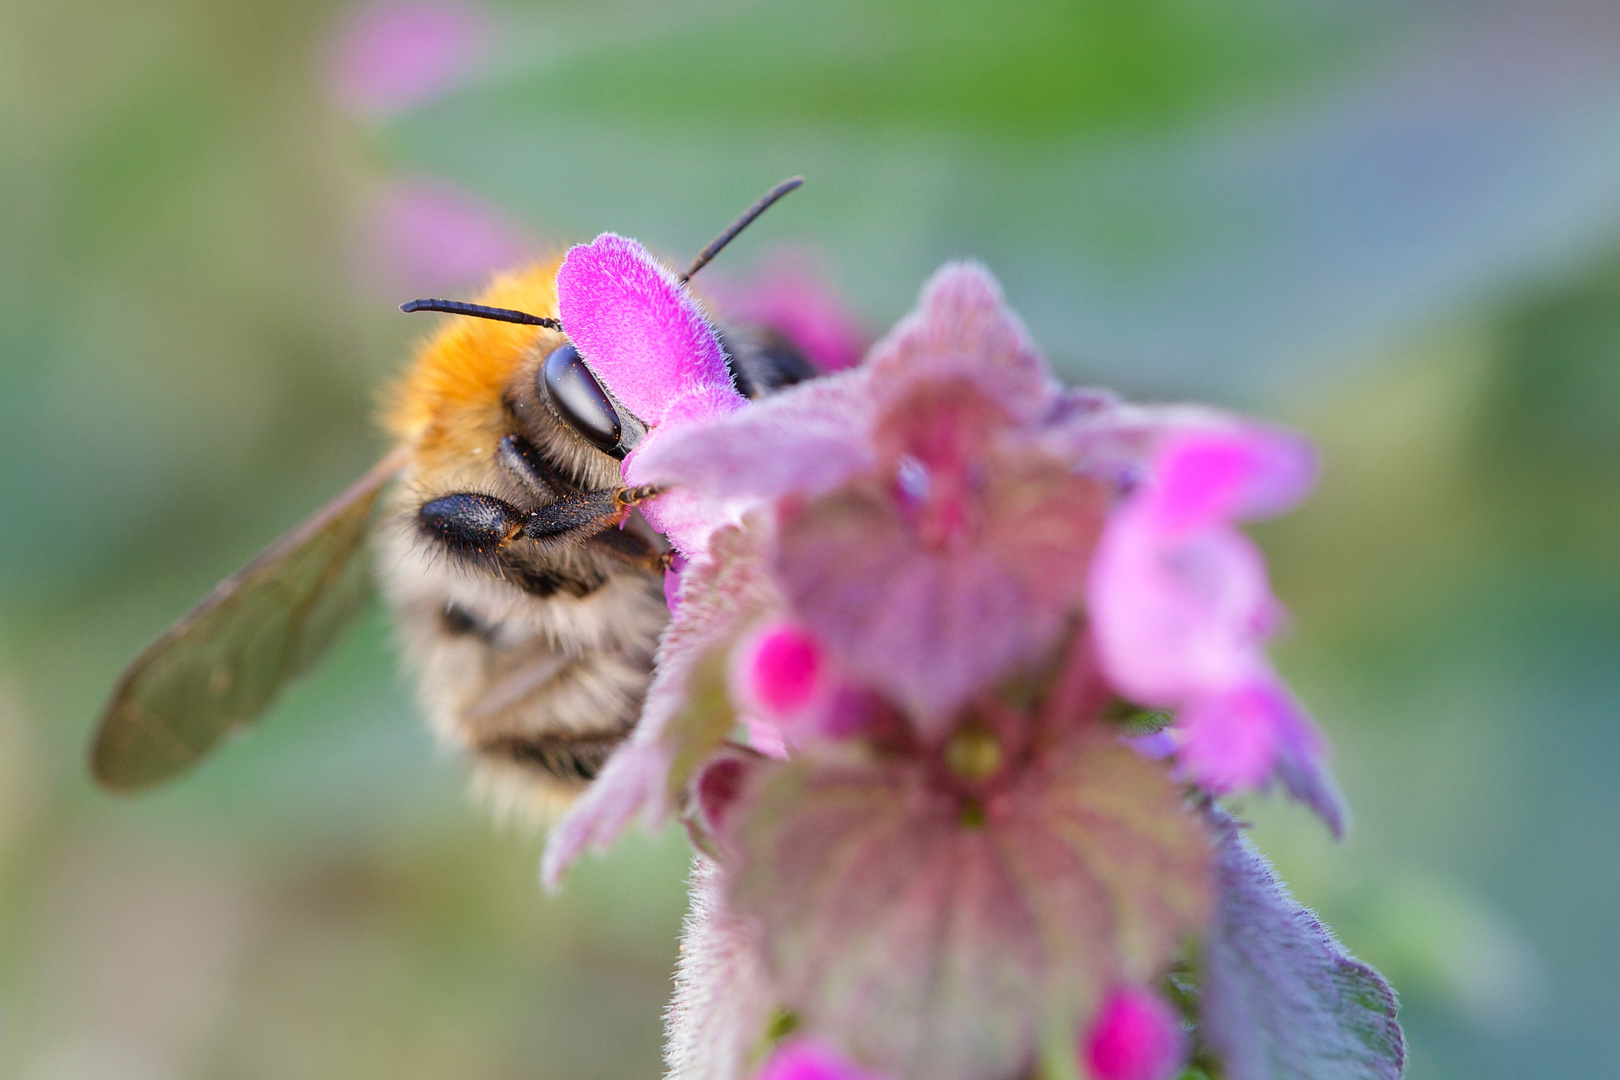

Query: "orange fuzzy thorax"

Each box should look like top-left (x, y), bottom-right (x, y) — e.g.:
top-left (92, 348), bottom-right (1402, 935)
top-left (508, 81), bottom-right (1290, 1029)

top-left (384, 259), bottom-right (563, 465)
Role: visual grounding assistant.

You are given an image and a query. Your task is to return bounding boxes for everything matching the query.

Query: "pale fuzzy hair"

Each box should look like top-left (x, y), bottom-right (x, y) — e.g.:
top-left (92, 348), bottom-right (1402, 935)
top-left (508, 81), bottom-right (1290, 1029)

top-left (666, 856), bottom-right (778, 1080)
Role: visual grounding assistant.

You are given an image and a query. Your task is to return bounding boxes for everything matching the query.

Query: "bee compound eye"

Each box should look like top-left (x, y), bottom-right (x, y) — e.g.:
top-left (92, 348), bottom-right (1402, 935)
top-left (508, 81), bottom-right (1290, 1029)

top-left (539, 344), bottom-right (623, 457)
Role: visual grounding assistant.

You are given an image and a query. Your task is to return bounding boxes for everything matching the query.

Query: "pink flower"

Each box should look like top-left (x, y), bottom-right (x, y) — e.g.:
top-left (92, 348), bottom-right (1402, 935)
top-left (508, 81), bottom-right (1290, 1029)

top-left (555, 234), bottom-right (748, 556)
top-left (367, 178), bottom-right (530, 295)
top-left (327, 1), bottom-right (489, 118)
top-left (756, 1039), bottom-right (890, 1080)
top-left (706, 251), bottom-right (870, 373)
top-left (532, 251), bottom-right (1399, 1080)
top-left (1082, 988), bottom-right (1186, 1080)
top-left (731, 620), bottom-right (832, 727)
top-left (706, 642), bottom-right (1211, 1080)
top-left (1087, 429), bottom-right (1344, 833)
top-left (636, 263), bottom-right (1106, 729)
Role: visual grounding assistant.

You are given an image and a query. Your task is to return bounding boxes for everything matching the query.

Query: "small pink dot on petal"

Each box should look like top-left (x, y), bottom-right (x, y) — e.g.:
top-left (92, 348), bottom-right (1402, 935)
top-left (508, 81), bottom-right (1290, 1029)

top-left (746, 624), bottom-right (825, 716)
top-left (1082, 987), bottom-right (1185, 1080)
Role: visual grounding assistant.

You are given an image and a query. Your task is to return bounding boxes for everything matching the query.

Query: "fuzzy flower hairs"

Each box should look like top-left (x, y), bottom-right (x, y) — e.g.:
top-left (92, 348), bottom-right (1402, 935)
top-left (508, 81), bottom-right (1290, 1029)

top-left (546, 243), bottom-right (1403, 1080)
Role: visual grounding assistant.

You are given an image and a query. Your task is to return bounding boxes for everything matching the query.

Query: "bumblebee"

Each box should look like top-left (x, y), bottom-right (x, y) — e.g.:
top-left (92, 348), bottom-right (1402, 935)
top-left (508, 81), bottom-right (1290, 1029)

top-left (91, 179), bottom-right (814, 811)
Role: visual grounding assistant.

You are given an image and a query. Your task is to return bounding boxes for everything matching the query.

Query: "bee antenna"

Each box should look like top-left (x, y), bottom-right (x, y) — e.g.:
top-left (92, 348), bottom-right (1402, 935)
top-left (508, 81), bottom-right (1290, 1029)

top-left (679, 176), bottom-right (804, 283)
top-left (400, 298), bottom-right (563, 331)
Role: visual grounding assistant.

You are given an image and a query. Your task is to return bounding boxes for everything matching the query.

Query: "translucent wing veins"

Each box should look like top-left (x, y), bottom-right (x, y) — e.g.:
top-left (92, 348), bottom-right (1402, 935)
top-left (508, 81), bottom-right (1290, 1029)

top-left (90, 445), bottom-right (411, 792)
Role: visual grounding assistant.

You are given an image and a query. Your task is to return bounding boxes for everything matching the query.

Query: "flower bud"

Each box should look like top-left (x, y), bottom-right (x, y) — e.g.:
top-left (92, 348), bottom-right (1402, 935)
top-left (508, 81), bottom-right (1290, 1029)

top-left (1081, 987), bottom-right (1185, 1080)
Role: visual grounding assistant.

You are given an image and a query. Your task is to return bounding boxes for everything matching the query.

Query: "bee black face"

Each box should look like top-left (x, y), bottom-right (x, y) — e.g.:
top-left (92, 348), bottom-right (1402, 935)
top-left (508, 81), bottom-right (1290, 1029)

top-left (539, 343), bottom-right (626, 459)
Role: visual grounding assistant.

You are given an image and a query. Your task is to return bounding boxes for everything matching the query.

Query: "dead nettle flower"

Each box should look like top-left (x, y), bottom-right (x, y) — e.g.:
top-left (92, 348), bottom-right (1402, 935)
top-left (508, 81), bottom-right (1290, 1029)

top-left (541, 238), bottom-right (1403, 1080)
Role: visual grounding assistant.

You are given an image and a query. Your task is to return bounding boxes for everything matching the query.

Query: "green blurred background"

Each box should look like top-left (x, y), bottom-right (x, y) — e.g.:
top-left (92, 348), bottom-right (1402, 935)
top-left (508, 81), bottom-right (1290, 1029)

top-left (2, 0), bottom-right (1618, 1076)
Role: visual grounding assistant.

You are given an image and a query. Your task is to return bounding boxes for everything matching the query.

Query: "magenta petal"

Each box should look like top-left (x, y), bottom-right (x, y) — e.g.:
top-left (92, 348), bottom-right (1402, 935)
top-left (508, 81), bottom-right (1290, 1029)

top-left (1178, 678), bottom-right (1346, 836)
top-left (1176, 684), bottom-right (1285, 793)
top-left (556, 233), bottom-right (741, 424)
top-left (1149, 427), bottom-right (1317, 531)
top-left (1082, 988), bottom-right (1186, 1080)
top-left (732, 620), bottom-right (829, 721)
top-left (758, 1039), bottom-right (891, 1080)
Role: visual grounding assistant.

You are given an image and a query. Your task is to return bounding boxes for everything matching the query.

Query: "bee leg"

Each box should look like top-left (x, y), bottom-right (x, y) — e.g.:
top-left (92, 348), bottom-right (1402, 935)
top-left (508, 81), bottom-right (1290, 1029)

top-left (418, 493), bottom-right (525, 555)
top-left (520, 485), bottom-right (664, 549)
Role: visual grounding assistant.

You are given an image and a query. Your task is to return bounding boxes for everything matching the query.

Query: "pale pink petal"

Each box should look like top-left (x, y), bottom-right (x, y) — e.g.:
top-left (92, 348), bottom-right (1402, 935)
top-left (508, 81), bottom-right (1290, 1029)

top-left (556, 233), bottom-right (741, 424)
top-left (625, 383), bottom-right (751, 555)
top-left (540, 738), bottom-right (666, 889)
top-left (1081, 988), bottom-right (1186, 1080)
top-left (757, 1039), bottom-right (891, 1080)
top-left (666, 858), bottom-right (783, 1080)
top-left (542, 520), bottom-right (781, 886)
top-left (724, 727), bottom-right (1211, 1080)
top-left (744, 716), bottom-right (792, 760)
top-left (630, 370), bottom-right (876, 502)
top-left (328, 1), bottom-right (489, 117)
top-left (777, 460), bottom-right (1105, 732)
top-left (865, 262), bottom-right (1058, 422)
top-left (1087, 509), bottom-right (1274, 706)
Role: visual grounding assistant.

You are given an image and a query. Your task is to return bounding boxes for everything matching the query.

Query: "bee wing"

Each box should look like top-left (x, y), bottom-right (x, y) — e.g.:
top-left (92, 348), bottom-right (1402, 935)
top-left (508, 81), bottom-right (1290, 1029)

top-left (91, 446), bottom-right (412, 792)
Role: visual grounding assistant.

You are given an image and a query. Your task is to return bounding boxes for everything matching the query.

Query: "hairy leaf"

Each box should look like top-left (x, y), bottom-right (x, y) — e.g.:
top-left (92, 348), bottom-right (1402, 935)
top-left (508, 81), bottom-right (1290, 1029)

top-left (1199, 820), bottom-right (1403, 1080)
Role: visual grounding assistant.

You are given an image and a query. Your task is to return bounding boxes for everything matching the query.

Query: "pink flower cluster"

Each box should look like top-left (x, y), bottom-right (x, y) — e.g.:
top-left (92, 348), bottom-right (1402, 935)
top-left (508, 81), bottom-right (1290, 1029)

top-left (537, 235), bottom-right (1396, 1080)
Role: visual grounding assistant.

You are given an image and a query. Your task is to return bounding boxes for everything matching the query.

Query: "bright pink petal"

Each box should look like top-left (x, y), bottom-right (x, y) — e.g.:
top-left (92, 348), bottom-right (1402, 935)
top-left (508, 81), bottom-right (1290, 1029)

top-left (328, 1), bottom-right (489, 117)
top-left (1082, 988), bottom-right (1186, 1080)
top-left (556, 233), bottom-right (741, 425)
top-left (757, 1039), bottom-right (890, 1080)
top-left (1177, 684), bottom-right (1282, 793)
top-left (732, 620), bottom-right (829, 721)
top-left (1178, 677), bottom-right (1346, 836)
top-left (1147, 427), bottom-right (1317, 532)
